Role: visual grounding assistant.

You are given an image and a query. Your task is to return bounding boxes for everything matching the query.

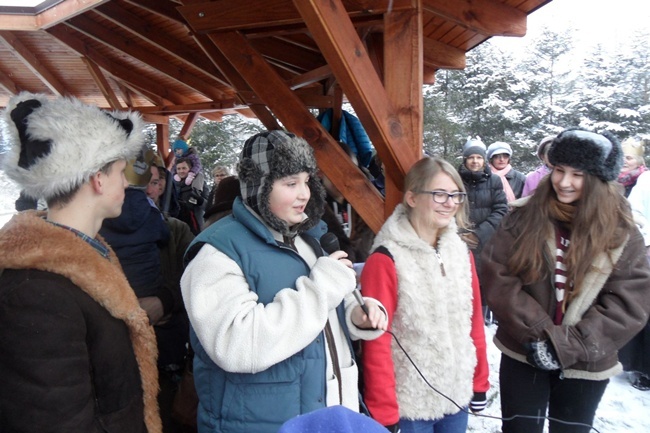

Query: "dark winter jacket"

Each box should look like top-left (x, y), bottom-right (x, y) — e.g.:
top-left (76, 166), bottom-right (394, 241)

top-left (100, 188), bottom-right (173, 313)
top-left (458, 164), bottom-right (508, 253)
top-left (480, 204), bottom-right (650, 380)
top-left (0, 211), bottom-right (161, 433)
top-left (505, 168), bottom-right (527, 199)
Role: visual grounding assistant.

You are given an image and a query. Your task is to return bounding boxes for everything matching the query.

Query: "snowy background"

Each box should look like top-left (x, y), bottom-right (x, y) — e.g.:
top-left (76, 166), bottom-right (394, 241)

top-left (468, 325), bottom-right (650, 433)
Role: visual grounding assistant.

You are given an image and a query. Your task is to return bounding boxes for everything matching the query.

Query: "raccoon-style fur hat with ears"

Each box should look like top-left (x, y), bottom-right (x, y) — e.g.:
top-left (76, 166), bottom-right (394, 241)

top-left (2, 92), bottom-right (144, 202)
top-left (237, 130), bottom-right (325, 237)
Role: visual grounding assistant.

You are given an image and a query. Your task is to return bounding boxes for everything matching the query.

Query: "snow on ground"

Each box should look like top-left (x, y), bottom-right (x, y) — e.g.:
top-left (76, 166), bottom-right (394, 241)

top-left (468, 325), bottom-right (650, 433)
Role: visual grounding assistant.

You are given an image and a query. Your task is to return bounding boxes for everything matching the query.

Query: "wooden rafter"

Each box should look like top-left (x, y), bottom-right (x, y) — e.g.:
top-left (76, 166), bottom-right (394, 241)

top-left (423, 36), bottom-right (466, 69)
top-left (65, 14), bottom-right (226, 101)
top-left (294, 0), bottom-right (419, 191)
top-left (422, 0), bottom-right (526, 37)
top-left (82, 57), bottom-right (123, 109)
top-left (0, 30), bottom-right (67, 96)
top-left (205, 30), bottom-right (386, 233)
top-left (94, 2), bottom-right (230, 87)
top-left (0, 0), bottom-right (108, 31)
top-left (177, 0), bottom-right (414, 34)
top-left (47, 24), bottom-right (188, 106)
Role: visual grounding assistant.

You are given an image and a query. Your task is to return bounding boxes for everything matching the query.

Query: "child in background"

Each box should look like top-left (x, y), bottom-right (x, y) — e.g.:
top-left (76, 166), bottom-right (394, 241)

top-left (172, 138), bottom-right (203, 185)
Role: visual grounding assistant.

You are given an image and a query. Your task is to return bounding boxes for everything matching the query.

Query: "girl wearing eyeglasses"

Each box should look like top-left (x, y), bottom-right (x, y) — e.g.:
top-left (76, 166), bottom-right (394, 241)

top-left (360, 157), bottom-right (489, 433)
top-left (481, 128), bottom-right (650, 433)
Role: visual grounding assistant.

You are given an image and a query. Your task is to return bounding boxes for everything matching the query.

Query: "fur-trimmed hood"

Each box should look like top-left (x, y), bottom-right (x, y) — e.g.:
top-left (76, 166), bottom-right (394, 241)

top-left (0, 211), bottom-right (161, 433)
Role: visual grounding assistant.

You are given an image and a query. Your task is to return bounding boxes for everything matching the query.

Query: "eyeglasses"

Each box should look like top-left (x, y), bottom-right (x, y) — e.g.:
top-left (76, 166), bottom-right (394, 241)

top-left (416, 190), bottom-right (466, 204)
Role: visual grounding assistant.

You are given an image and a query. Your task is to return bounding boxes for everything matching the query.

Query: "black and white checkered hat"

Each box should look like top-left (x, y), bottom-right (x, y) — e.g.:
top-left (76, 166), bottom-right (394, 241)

top-left (237, 130), bottom-right (325, 236)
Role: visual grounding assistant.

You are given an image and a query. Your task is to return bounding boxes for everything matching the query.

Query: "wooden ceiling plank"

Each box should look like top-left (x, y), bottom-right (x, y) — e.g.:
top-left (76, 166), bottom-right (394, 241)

top-left (95, 2), bottom-right (230, 87)
top-left (0, 30), bottom-right (68, 96)
top-left (178, 0), bottom-right (414, 34)
top-left (208, 30), bottom-right (386, 233)
top-left (65, 14), bottom-right (225, 101)
top-left (422, 0), bottom-right (527, 37)
top-left (287, 65), bottom-right (332, 90)
top-left (0, 68), bottom-right (21, 94)
top-left (293, 0), bottom-right (419, 191)
top-left (423, 36), bottom-right (466, 69)
top-left (383, 2), bottom-right (424, 216)
top-left (124, 0), bottom-right (185, 23)
top-left (81, 57), bottom-right (123, 109)
top-left (46, 24), bottom-right (186, 105)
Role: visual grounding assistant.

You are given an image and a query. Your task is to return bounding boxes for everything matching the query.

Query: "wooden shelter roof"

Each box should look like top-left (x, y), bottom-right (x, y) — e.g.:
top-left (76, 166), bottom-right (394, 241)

top-left (0, 0), bottom-right (552, 231)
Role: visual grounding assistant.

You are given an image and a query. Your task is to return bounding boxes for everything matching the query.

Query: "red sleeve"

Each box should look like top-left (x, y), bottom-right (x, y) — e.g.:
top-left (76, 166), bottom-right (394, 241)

top-left (469, 251), bottom-right (490, 393)
top-left (360, 251), bottom-right (399, 426)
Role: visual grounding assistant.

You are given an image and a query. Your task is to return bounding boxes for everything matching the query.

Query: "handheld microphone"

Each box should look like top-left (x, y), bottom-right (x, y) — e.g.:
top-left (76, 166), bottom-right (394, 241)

top-left (320, 232), bottom-right (370, 317)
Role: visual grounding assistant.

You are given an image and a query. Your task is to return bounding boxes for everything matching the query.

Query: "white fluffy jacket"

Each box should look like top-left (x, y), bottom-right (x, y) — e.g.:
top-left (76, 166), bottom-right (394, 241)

top-left (373, 205), bottom-right (476, 420)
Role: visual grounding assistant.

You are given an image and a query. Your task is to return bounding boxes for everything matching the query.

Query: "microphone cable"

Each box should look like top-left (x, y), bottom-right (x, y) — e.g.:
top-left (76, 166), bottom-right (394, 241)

top-left (386, 329), bottom-right (603, 433)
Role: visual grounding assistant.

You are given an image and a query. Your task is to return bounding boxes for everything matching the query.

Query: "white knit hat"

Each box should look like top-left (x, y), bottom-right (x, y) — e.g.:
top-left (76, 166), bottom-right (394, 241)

top-left (2, 92), bottom-right (144, 201)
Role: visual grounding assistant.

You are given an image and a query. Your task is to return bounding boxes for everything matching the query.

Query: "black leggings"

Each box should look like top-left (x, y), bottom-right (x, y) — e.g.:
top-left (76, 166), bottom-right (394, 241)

top-left (499, 354), bottom-right (608, 433)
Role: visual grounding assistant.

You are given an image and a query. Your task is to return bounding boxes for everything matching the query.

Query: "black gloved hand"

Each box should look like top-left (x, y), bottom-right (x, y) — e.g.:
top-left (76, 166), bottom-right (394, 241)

top-left (470, 392), bottom-right (487, 412)
top-left (526, 340), bottom-right (561, 371)
top-left (384, 422), bottom-right (401, 433)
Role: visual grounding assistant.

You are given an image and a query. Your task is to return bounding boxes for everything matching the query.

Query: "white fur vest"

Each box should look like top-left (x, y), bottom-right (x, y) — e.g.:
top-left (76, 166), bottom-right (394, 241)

top-left (372, 205), bottom-right (476, 420)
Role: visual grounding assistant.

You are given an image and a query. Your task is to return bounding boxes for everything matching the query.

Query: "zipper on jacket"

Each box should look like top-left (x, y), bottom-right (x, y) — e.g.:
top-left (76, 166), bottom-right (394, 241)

top-left (434, 248), bottom-right (447, 277)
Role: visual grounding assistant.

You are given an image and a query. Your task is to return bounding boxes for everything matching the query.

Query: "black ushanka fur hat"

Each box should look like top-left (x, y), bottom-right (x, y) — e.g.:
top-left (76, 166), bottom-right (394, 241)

top-left (237, 130), bottom-right (325, 237)
top-left (548, 128), bottom-right (623, 182)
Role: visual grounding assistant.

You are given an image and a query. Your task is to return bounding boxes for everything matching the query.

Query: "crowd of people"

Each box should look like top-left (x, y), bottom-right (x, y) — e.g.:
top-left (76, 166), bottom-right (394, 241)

top-left (1, 92), bottom-right (650, 433)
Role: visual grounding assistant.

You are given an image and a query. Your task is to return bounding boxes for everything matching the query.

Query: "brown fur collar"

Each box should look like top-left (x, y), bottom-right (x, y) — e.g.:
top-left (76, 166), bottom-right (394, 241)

top-left (0, 211), bottom-right (162, 433)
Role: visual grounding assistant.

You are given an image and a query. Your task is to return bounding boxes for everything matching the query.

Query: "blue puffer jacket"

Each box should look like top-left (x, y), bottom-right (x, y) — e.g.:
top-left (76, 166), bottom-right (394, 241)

top-left (185, 199), bottom-right (351, 433)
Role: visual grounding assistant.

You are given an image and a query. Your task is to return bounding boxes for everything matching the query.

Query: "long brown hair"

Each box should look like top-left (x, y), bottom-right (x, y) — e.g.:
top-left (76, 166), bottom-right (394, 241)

top-left (508, 171), bottom-right (634, 299)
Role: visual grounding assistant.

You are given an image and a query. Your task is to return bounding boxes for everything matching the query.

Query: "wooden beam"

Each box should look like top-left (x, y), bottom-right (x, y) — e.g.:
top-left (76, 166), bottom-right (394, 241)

top-left (0, 68), bottom-right (20, 94)
top-left (0, 30), bottom-right (68, 96)
top-left (422, 0), bottom-right (526, 37)
top-left (95, 2), bottom-right (230, 88)
top-left (250, 37), bottom-right (325, 73)
top-left (424, 36), bottom-right (466, 69)
top-left (47, 24), bottom-right (188, 105)
top-left (178, 0), bottom-right (414, 33)
top-left (81, 57), bottom-right (123, 109)
top-left (179, 113), bottom-right (199, 140)
top-left (138, 100), bottom-right (240, 115)
top-left (65, 14), bottom-right (226, 101)
top-left (142, 113), bottom-right (169, 125)
top-left (0, 0), bottom-right (108, 31)
top-left (157, 123), bottom-right (172, 167)
top-left (209, 30), bottom-right (386, 233)
top-left (124, 0), bottom-right (185, 23)
top-left (383, 2), bottom-right (423, 216)
top-left (287, 65), bottom-right (332, 90)
top-left (294, 0), bottom-right (419, 191)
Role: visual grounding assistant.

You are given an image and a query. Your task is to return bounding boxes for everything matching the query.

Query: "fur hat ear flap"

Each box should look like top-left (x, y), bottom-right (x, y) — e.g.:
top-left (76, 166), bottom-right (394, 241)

top-left (10, 99), bottom-right (53, 169)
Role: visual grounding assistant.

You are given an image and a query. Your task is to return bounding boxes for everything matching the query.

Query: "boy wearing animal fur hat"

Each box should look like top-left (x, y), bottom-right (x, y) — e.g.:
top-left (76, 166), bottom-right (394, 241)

top-left (181, 130), bottom-right (388, 433)
top-left (0, 93), bottom-right (161, 433)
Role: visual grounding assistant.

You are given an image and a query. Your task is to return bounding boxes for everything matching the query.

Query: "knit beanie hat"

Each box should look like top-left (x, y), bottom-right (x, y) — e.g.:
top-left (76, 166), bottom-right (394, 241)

top-left (172, 138), bottom-right (189, 154)
top-left (278, 406), bottom-right (388, 433)
top-left (238, 130), bottom-right (325, 236)
top-left (462, 136), bottom-right (487, 159)
top-left (537, 136), bottom-right (555, 161)
top-left (621, 137), bottom-right (645, 158)
top-left (548, 128), bottom-right (623, 182)
top-left (2, 92), bottom-right (144, 201)
top-left (487, 141), bottom-right (512, 160)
